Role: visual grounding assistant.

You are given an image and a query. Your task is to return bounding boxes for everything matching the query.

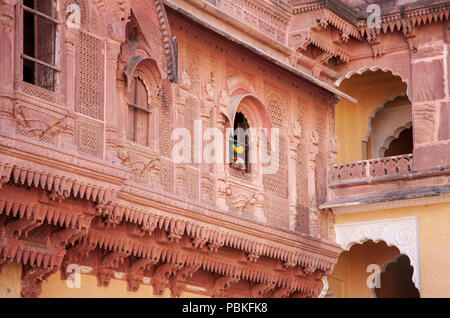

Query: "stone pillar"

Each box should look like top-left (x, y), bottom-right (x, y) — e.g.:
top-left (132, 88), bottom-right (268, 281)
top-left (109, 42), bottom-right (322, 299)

top-left (216, 176), bottom-right (229, 211)
top-left (0, 1), bottom-right (17, 135)
top-left (215, 113), bottom-right (228, 209)
top-left (307, 130), bottom-right (320, 237)
top-left (104, 40), bottom-right (121, 163)
top-left (410, 40), bottom-right (450, 170)
top-left (252, 192), bottom-right (266, 224)
top-left (288, 122), bottom-right (302, 231)
top-left (60, 28), bottom-right (78, 152)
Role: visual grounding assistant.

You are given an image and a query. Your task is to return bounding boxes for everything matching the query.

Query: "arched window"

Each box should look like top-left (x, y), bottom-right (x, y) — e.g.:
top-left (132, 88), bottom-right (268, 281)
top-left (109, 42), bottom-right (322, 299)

top-left (230, 112), bottom-right (251, 173)
top-left (127, 76), bottom-right (150, 146)
top-left (384, 127), bottom-right (413, 157)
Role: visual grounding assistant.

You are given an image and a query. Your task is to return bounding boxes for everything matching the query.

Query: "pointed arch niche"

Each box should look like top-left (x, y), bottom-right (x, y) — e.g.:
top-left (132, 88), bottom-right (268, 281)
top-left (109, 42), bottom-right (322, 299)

top-left (221, 93), bottom-right (273, 182)
top-left (124, 57), bottom-right (162, 151)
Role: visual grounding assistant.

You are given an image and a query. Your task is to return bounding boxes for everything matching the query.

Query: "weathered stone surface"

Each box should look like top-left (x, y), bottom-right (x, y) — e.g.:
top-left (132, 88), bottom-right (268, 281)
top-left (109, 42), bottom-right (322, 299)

top-left (413, 103), bottom-right (437, 144)
top-left (414, 45), bottom-right (444, 59)
top-left (438, 102), bottom-right (450, 141)
top-left (412, 59), bottom-right (445, 103)
top-left (414, 143), bottom-right (450, 170)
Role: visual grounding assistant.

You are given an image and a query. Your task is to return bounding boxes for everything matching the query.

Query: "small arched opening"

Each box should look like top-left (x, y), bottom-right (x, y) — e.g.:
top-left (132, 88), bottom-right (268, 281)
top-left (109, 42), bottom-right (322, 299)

top-left (373, 254), bottom-right (420, 298)
top-left (221, 93), bottom-right (272, 179)
top-left (364, 95), bottom-right (413, 159)
top-left (327, 240), bottom-right (419, 298)
top-left (334, 69), bottom-right (412, 163)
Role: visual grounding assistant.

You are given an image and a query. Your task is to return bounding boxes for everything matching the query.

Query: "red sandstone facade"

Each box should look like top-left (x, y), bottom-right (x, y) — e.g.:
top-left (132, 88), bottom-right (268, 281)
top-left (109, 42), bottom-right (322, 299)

top-left (0, 0), bottom-right (449, 298)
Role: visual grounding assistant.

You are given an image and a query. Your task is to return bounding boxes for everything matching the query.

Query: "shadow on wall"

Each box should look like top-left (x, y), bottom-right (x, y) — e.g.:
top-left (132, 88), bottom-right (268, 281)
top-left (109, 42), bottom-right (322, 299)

top-left (328, 240), bottom-right (419, 298)
top-left (373, 254), bottom-right (420, 298)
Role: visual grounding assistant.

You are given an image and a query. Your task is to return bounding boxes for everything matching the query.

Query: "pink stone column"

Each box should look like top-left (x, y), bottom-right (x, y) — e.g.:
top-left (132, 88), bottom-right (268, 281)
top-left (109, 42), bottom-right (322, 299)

top-left (288, 131), bottom-right (301, 231)
top-left (0, 1), bottom-right (17, 135)
top-left (307, 130), bottom-right (319, 237)
top-left (104, 40), bottom-right (122, 163)
top-left (410, 41), bottom-right (450, 170)
top-left (60, 28), bottom-right (78, 152)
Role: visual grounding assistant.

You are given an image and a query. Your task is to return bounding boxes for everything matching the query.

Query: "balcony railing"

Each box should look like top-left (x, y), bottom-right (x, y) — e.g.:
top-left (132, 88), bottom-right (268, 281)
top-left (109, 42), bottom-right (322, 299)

top-left (331, 154), bottom-right (413, 183)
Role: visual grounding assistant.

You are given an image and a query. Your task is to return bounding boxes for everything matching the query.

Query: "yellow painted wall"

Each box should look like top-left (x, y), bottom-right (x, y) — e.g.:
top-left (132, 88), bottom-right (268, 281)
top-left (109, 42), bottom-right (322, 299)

top-left (0, 262), bottom-right (22, 298)
top-left (333, 202), bottom-right (450, 298)
top-left (0, 263), bottom-right (208, 298)
top-left (335, 71), bottom-right (407, 163)
top-left (39, 273), bottom-right (209, 298)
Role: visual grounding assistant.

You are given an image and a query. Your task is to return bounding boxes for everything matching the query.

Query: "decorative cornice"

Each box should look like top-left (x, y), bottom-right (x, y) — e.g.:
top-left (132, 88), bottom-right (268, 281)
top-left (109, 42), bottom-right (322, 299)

top-left (291, 0), bottom-right (450, 45)
top-left (155, 0), bottom-right (178, 82)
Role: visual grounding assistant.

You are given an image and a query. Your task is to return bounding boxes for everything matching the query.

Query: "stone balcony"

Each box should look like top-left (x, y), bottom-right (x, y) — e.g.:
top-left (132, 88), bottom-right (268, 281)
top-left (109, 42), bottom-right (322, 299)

top-left (330, 154), bottom-right (413, 185)
top-left (322, 153), bottom-right (450, 213)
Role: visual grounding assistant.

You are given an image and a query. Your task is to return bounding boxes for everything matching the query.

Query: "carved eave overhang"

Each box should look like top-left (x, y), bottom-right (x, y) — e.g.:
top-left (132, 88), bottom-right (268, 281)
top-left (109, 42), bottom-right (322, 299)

top-left (360, 1), bottom-right (450, 41)
top-left (76, 222), bottom-right (334, 297)
top-left (165, 0), bottom-right (357, 103)
top-left (0, 135), bottom-right (128, 201)
top-left (164, 0), bottom-right (293, 56)
top-left (117, 185), bottom-right (341, 272)
top-left (322, 184), bottom-right (450, 214)
top-left (130, 0), bottom-right (178, 82)
top-left (0, 139), bottom-right (341, 298)
top-left (290, 0), bottom-right (450, 60)
top-left (292, 1), bottom-right (362, 40)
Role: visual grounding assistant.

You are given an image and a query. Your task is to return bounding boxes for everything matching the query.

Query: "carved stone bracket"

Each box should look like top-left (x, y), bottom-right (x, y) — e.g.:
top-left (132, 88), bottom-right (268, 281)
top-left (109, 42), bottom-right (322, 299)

top-left (4, 217), bottom-right (44, 239)
top-left (152, 262), bottom-right (183, 295)
top-left (21, 265), bottom-right (57, 298)
top-left (211, 276), bottom-right (240, 298)
top-left (169, 264), bottom-right (201, 297)
top-left (126, 257), bottom-right (159, 291)
top-left (97, 251), bottom-right (131, 287)
top-left (250, 282), bottom-right (276, 298)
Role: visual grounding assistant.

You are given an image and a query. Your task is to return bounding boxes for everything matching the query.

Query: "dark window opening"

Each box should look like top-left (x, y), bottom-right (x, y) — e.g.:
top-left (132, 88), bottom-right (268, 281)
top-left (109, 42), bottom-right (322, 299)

top-left (384, 127), bottom-right (413, 157)
top-left (22, 0), bottom-right (58, 91)
top-left (230, 112), bottom-right (250, 173)
top-left (374, 255), bottom-right (420, 298)
top-left (127, 76), bottom-right (150, 147)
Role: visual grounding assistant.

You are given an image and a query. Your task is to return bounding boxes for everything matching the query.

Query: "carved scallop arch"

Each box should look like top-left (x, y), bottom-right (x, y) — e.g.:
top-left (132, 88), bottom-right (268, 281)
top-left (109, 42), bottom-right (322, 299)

top-left (226, 73), bottom-right (256, 96)
top-left (379, 122), bottom-right (412, 157)
top-left (363, 94), bottom-right (408, 143)
top-left (335, 67), bottom-right (412, 101)
top-left (334, 217), bottom-right (421, 291)
top-left (335, 67), bottom-right (408, 88)
top-left (221, 93), bottom-right (273, 137)
top-left (125, 57), bottom-right (162, 99)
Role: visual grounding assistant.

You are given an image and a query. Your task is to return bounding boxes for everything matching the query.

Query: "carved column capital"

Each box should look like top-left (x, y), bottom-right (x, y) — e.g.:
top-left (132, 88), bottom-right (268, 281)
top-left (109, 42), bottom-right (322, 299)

top-left (0, 0), bottom-right (15, 32)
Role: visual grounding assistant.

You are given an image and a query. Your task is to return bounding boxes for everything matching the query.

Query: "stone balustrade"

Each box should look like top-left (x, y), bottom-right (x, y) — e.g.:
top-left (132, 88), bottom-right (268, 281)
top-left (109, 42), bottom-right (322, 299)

top-left (331, 154), bottom-right (413, 183)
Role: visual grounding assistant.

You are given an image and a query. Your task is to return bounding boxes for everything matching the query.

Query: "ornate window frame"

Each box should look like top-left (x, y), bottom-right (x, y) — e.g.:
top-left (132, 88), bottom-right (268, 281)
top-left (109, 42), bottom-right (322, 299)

top-left (125, 58), bottom-right (162, 152)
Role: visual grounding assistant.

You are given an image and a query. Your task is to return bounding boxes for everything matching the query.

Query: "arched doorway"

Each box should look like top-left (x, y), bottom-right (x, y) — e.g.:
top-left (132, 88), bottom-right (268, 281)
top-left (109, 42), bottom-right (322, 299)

top-left (333, 69), bottom-right (411, 163)
top-left (328, 240), bottom-right (419, 298)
